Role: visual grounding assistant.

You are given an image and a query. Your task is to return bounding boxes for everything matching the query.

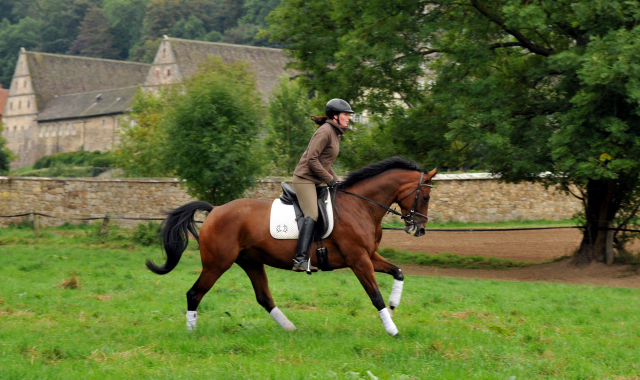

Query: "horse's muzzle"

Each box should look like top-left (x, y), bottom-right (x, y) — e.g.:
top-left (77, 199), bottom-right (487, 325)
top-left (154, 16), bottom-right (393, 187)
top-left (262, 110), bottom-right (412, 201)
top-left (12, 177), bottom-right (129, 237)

top-left (404, 223), bottom-right (426, 237)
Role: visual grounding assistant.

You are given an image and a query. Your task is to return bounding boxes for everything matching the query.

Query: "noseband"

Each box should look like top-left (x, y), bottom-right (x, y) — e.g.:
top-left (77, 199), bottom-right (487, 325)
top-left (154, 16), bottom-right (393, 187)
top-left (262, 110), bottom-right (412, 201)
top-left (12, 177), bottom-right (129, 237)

top-left (336, 171), bottom-right (433, 225)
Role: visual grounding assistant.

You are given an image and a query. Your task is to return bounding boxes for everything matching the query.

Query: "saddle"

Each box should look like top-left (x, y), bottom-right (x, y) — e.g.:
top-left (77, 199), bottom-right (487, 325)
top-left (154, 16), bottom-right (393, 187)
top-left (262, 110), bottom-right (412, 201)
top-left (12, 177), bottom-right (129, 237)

top-left (279, 182), bottom-right (331, 241)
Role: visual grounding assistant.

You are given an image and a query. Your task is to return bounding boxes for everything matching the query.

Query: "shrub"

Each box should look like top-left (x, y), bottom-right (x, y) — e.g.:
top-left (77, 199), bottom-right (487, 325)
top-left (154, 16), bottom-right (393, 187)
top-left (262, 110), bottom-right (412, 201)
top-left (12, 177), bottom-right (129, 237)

top-left (132, 221), bottom-right (162, 246)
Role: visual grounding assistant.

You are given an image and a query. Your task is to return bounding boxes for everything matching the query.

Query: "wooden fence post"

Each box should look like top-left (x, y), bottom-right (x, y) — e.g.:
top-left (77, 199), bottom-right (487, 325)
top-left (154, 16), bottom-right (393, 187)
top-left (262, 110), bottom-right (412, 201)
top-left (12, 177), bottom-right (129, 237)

top-left (605, 221), bottom-right (614, 265)
top-left (100, 216), bottom-right (110, 236)
top-left (33, 211), bottom-right (39, 238)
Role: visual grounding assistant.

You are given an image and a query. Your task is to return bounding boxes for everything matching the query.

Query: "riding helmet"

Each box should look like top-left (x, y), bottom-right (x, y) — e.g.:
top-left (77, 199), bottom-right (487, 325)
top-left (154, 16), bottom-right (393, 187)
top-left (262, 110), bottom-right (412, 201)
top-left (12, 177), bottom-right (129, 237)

top-left (326, 99), bottom-right (354, 119)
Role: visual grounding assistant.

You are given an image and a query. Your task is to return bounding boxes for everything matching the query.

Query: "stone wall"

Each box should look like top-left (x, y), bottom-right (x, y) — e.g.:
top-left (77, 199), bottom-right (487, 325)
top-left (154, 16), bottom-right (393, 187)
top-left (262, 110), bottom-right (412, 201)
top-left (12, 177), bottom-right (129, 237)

top-left (0, 174), bottom-right (582, 228)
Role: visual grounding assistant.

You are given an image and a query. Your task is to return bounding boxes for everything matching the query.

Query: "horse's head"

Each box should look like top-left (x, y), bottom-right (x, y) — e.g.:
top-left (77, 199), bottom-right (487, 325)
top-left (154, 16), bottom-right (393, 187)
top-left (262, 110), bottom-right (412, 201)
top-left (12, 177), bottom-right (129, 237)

top-left (397, 168), bottom-right (437, 237)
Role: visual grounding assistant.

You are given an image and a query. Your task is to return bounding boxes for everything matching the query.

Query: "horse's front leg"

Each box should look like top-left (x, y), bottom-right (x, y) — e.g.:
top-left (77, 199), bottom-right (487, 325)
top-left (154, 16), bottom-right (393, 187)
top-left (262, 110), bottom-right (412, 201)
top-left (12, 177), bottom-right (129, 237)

top-left (371, 251), bottom-right (404, 311)
top-left (349, 254), bottom-right (399, 336)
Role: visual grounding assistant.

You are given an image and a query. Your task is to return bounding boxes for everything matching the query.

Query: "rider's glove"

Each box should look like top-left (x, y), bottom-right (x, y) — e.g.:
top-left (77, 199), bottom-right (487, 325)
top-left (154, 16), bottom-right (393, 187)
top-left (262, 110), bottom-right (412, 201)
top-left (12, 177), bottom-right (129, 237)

top-left (328, 179), bottom-right (338, 188)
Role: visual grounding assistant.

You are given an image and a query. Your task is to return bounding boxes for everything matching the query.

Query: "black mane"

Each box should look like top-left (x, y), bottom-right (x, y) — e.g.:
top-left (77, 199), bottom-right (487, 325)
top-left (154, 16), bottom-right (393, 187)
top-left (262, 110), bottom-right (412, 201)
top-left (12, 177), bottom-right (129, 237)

top-left (339, 156), bottom-right (426, 189)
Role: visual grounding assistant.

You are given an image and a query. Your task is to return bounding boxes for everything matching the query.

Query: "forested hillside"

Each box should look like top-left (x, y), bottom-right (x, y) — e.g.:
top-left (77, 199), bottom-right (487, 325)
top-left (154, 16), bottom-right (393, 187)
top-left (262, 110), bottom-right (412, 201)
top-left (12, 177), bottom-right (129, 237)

top-left (0, 0), bottom-right (281, 88)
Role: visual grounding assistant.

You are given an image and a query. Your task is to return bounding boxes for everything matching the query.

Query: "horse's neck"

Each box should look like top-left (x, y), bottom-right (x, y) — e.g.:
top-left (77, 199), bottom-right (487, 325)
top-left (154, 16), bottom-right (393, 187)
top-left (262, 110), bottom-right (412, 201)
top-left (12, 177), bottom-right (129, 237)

top-left (346, 171), bottom-right (410, 222)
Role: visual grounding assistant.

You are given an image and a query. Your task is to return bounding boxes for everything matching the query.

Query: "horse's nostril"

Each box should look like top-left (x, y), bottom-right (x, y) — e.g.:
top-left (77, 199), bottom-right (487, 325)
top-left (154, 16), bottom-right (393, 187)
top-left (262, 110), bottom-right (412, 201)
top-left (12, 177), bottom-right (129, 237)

top-left (416, 227), bottom-right (426, 237)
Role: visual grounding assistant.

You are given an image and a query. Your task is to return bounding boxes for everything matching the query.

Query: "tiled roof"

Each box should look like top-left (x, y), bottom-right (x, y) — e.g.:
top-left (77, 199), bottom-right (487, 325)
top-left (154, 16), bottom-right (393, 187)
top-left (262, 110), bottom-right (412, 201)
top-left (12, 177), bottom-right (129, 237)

top-left (0, 87), bottom-right (8, 119)
top-left (25, 52), bottom-right (149, 108)
top-left (36, 86), bottom-right (138, 121)
top-left (166, 37), bottom-right (293, 99)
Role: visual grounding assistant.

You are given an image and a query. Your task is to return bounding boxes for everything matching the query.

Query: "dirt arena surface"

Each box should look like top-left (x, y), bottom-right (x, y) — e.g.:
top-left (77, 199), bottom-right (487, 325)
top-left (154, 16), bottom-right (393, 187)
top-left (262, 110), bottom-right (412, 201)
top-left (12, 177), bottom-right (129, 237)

top-left (379, 228), bottom-right (640, 288)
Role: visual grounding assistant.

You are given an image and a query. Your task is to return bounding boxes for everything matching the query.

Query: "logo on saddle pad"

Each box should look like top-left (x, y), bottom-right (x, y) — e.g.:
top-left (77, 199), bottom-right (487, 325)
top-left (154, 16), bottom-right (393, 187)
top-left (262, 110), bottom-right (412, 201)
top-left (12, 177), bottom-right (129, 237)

top-left (275, 224), bottom-right (289, 233)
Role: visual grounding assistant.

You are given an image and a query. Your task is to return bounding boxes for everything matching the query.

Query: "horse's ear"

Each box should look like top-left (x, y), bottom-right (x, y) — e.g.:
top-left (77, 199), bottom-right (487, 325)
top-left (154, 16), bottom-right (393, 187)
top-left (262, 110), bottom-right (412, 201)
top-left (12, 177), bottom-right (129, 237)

top-left (426, 168), bottom-right (438, 180)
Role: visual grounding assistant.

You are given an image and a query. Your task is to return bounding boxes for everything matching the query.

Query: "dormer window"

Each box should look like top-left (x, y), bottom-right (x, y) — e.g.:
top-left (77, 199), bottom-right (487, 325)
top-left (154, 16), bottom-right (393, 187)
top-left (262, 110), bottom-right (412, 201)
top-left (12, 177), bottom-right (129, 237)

top-left (163, 48), bottom-right (166, 57)
top-left (27, 100), bottom-right (30, 108)
top-left (18, 101), bottom-right (21, 109)
top-left (23, 80), bottom-right (27, 88)
top-left (156, 69), bottom-right (160, 77)
top-left (167, 69), bottom-right (171, 76)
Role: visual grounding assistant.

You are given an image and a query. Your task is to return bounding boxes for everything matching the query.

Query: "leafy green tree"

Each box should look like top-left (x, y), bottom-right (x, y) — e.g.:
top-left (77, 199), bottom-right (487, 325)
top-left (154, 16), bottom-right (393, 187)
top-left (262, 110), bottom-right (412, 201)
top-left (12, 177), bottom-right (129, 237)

top-left (163, 57), bottom-right (263, 204)
top-left (102, 0), bottom-right (149, 59)
top-left (68, 6), bottom-right (119, 58)
top-left (0, 17), bottom-right (43, 88)
top-left (263, 77), bottom-right (315, 175)
top-left (38, 0), bottom-right (101, 54)
top-left (267, 0), bottom-right (640, 264)
top-left (114, 89), bottom-right (172, 177)
top-left (0, 122), bottom-right (13, 174)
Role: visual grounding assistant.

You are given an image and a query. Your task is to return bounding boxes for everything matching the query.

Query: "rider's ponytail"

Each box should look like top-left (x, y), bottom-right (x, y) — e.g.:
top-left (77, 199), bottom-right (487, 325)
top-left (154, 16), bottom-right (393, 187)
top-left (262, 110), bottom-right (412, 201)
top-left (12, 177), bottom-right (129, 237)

top-left (310, 116), bottom-right (328, 126)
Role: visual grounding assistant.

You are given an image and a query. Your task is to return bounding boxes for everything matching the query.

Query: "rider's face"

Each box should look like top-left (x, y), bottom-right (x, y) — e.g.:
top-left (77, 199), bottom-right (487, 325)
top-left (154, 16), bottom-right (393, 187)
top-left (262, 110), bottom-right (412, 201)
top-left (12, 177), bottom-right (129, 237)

top-left (336, 112), bottom-right (352, 127)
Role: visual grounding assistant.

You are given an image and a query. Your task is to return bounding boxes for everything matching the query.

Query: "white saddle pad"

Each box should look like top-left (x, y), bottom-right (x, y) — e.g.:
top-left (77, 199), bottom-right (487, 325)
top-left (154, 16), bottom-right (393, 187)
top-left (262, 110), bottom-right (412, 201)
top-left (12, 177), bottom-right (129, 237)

top-left (270, 193), bottom-right (334, 240)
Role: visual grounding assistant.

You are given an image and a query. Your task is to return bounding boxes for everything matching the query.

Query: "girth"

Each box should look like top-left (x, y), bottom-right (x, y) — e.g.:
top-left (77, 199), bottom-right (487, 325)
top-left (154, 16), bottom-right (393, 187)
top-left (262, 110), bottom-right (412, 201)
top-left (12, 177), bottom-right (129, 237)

top-left (279, 183), bottom-right (330, 241)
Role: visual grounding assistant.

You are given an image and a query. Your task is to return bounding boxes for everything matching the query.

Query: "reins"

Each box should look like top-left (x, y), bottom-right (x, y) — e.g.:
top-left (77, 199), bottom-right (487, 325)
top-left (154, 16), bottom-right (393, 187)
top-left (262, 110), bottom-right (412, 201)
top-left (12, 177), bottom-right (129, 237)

top-left (333, 171), bottom-right (433, 224)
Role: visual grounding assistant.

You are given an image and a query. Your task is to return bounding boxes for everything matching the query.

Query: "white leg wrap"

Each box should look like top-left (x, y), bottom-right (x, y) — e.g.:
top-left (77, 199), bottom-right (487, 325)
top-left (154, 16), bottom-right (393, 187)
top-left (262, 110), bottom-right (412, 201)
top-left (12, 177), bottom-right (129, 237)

top-left (378, 308), bottom-right (399, 336)
top-left (270, 307), bottom-right (296, 331)
top-left (186, 310), bottom-right (197, 331)
top-left (388, 279), bottom-right (404, 309)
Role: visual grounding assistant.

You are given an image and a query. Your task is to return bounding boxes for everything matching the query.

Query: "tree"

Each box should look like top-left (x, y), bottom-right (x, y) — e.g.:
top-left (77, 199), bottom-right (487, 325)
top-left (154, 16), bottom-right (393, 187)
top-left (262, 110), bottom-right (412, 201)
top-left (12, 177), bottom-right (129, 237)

top-left (163, 57), bottom-right (263, 205)
top-left (68, 6), bottom-right (119, 58)
top-left (263, 76), bottom-right (315, 175)
top-left (267, 0), bottom-right (640, 264)
top-left (0, 17), bottom-right (43, 88)
top-left (0, 122), bottom-right (13, 174)
top-left (113, 89), bottom-right (172, 177)
top-left (102, 0), bottom-right (149, 59)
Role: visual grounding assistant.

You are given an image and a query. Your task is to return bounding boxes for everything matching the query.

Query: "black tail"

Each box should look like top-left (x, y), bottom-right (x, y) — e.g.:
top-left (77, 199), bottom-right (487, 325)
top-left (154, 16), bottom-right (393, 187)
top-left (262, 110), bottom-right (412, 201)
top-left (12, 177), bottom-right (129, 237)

top-left (146, 201), bottom-right (214, 275)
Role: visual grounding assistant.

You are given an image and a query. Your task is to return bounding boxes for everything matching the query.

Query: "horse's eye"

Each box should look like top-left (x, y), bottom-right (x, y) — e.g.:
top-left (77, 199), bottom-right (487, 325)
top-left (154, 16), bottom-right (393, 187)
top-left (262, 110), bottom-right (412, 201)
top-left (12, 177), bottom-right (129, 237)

top-left (423, 196), bottom-right (430, 202)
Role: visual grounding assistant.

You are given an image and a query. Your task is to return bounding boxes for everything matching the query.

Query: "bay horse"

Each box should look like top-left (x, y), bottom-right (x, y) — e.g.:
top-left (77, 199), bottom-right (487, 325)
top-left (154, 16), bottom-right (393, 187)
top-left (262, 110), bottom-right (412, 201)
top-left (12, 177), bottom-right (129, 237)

top-left (146, 157), bottom-right (437, 336)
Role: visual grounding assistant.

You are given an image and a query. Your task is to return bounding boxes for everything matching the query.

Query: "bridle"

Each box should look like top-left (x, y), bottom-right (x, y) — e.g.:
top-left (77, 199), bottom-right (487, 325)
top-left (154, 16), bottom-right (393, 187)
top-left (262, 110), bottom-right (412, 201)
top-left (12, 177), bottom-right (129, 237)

top-left (335, 171), bottom-right (433, 226)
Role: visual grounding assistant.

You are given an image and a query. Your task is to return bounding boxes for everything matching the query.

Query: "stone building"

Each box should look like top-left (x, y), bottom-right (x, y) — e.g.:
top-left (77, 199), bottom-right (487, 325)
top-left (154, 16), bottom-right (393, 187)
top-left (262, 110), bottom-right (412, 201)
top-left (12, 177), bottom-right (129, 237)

top-left (2, 37), bottom-right (292, 169)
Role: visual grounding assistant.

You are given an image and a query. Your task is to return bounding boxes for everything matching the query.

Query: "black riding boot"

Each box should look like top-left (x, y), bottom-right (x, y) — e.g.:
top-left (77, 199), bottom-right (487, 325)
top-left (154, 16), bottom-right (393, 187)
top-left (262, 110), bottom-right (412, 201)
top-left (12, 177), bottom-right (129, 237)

top-left (292, 217), bottom-right (318, 272)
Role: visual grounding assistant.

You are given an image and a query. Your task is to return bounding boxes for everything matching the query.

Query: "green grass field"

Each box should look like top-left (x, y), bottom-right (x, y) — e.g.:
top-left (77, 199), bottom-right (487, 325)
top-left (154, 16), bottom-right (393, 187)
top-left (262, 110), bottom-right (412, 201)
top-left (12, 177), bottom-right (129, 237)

top-left (1, 225), bottom-right (639, 379)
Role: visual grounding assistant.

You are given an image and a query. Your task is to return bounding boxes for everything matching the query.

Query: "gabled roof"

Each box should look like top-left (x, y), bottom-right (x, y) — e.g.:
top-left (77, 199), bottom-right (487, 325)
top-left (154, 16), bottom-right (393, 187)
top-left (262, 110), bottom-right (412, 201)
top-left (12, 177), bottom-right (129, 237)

top-left (25, 51), bottom-right (150, 109)
top-left (165, 37), bottom-right (293, 99)
top-left (36, 86), bottom-right (138, 122)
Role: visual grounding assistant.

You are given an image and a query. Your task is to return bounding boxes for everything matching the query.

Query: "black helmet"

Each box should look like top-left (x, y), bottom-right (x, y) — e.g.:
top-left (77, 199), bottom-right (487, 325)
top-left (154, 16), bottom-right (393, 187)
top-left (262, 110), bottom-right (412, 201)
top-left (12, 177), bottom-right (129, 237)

top-left (326, 99), bottom-right (354, 119)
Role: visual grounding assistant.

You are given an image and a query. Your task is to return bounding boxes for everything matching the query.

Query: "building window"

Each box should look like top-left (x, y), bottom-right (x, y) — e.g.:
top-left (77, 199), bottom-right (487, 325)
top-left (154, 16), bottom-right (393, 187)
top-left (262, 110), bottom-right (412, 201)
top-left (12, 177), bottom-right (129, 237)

top-left (167, 69), bottom-right (171, 76)
top-left (13, 126), bottom-right (17, 140)
top-left (28, 126), bottom-right (32, 139)
top-left (9, 102), bottom-right (12, 110)
top-left (24, 80), bottom-right (27, 88)
top-left (39, 125), bottom-right (43, 138)
top-left (72, 122), bottom-right (76, 136)
top-left (156, 69), bottom-right (160, 77)
top-left (52, 124), bottom-right (56, 137)
top-left (102, 119), bottom-right (106, 129)
top-left (65, 122), bottom-right (69, 136)
top-left (163, 47), bottom-right (166, 57)
top-left (45, 124), bottom-right (49, 137)
top-left (21, 127), bottom-right (24, 140)
top-left (353, 113), bottom-right (362, 123)
top-left (58, 123), bottom-right (63, 136)
top-left (27, 100), bottom-right (30, 109)
top-left (18, 101), bottom-right (21, 109)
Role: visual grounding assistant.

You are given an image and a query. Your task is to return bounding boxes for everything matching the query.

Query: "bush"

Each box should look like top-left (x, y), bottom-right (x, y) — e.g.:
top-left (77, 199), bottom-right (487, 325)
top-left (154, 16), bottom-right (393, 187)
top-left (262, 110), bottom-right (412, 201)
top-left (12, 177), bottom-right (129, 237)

top-left (132, 221), bottom-right (162, 246)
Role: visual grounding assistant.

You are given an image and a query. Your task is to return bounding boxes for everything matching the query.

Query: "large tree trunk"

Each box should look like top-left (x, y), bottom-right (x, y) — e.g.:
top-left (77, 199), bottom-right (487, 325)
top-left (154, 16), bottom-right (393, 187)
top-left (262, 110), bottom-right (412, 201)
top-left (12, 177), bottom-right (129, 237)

top-left (573, 179), bottom-right (619, 265)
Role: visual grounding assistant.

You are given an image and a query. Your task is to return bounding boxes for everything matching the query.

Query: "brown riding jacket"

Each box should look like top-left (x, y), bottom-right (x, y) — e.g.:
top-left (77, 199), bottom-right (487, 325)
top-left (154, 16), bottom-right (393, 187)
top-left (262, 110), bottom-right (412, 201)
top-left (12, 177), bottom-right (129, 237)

top-left (293, 120), bottom-right (348, 184)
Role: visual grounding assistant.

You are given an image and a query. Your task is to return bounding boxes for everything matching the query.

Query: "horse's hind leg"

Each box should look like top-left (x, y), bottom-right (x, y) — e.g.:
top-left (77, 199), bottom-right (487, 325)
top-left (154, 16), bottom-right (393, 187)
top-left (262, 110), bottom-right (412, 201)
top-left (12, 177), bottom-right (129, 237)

top-left (236, 258), bottom-right (296, 331)
top-left (186, 264), bottom-right (231, 331)
top-left (371, 251), bottom-right (405, 311)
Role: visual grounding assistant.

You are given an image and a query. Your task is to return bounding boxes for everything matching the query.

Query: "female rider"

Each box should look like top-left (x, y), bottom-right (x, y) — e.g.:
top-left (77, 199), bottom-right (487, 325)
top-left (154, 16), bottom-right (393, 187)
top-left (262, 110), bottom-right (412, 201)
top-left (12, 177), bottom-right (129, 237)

top-left (291, 98), bottom-right (354, 272)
